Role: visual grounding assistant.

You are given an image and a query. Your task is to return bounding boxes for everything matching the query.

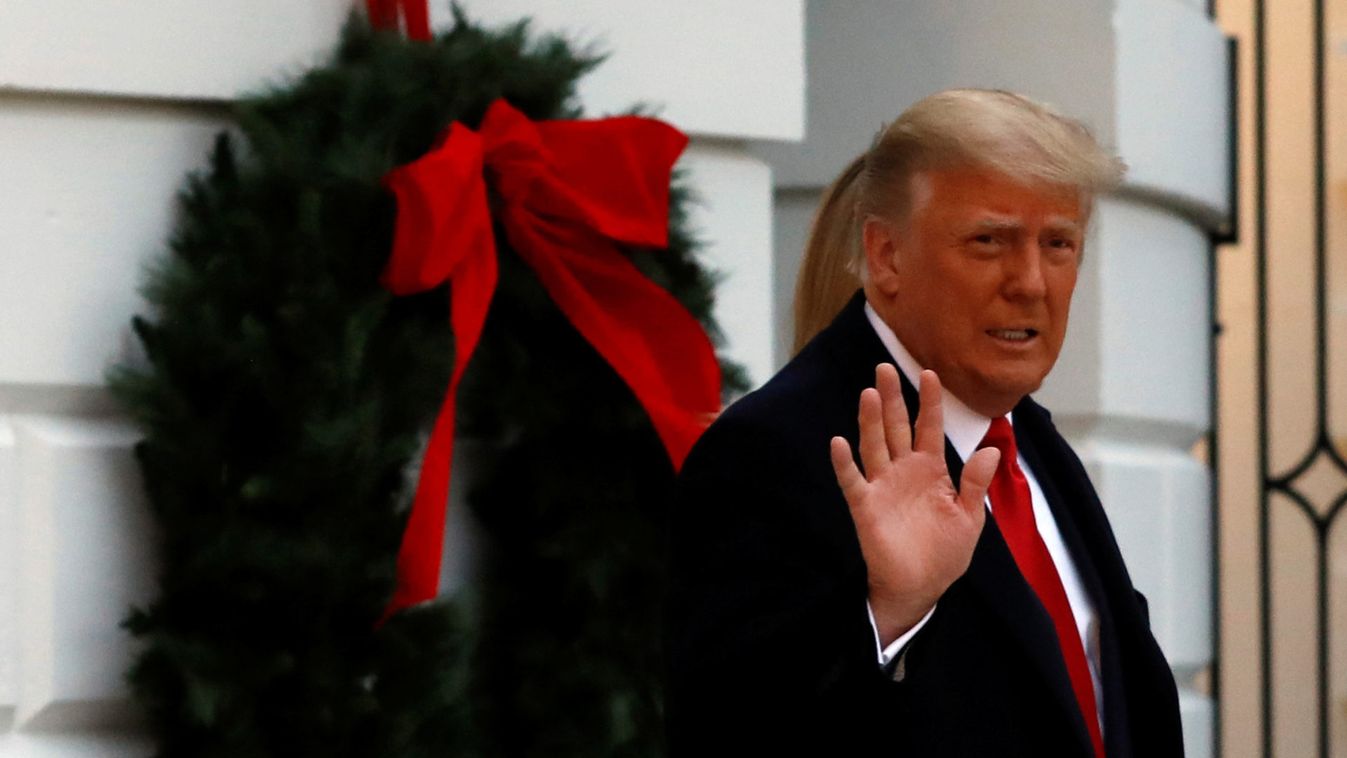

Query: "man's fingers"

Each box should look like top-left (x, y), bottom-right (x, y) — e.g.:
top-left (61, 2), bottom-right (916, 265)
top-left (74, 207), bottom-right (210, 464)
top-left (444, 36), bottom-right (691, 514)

top-left (857, 387), bottom-right (889, 477)
top-left (830, 436), bottom-right (866, 499)
top-left (876, 363), bottom-right (911, 458)
top-left (914, 370), bottom-right (945, 453)
top-left (957, 446), bottom-right (1001, 515)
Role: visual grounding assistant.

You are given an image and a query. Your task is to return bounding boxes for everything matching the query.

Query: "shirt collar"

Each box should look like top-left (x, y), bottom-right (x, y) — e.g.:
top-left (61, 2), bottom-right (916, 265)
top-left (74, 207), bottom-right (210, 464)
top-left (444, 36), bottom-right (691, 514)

top-left (863, 301), bottom-right (1004, 463)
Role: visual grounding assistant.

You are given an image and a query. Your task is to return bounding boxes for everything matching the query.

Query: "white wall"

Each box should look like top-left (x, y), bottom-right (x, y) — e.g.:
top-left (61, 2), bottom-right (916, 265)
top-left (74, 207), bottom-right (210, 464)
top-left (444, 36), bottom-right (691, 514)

top-left (757, 2), bottom-right (1230, 756)
top-left (0, 1), bottom-right (803, 753)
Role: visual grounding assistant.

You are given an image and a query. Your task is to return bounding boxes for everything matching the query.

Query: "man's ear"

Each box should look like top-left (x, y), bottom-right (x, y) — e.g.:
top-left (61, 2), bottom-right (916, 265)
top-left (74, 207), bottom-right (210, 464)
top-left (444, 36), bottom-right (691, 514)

top-left (862, 215), bottom-right (903, 296)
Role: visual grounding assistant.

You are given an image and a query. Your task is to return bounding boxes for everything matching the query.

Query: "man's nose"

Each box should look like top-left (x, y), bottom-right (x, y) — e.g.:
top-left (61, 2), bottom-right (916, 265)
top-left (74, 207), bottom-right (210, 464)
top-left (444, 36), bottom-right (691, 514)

top-left (1002, 243), bottom-right (1048, 300)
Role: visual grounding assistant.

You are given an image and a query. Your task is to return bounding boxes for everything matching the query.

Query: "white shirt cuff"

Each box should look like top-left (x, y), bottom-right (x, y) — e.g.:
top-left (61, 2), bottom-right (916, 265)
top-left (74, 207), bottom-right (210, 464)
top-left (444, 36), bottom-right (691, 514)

top-left (868, 601), bottom-right (937, 666)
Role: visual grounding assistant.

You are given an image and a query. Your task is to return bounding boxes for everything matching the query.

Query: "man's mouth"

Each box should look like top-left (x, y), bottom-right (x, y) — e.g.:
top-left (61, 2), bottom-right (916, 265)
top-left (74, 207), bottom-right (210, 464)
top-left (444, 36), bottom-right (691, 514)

top-left (987, 328), bottom-right (1038, 342)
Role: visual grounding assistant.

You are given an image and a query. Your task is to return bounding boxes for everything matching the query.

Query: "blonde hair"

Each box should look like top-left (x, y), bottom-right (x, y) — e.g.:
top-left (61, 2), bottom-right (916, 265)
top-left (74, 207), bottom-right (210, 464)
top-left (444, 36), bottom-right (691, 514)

top-left (791, 155), bottom-right (865, 355)
top-left (790, 88), bottom-right (1126, 355)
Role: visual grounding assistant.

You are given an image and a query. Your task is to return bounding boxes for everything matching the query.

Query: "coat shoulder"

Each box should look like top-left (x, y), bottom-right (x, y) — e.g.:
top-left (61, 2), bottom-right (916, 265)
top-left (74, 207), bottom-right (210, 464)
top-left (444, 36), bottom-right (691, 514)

top-left (683, 337), bottom-right (851, 476)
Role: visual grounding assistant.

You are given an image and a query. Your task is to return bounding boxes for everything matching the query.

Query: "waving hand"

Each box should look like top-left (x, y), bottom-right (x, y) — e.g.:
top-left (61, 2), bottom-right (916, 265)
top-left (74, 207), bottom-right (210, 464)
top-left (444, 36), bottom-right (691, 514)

top-left (829, 365), bottom-right (1001, 646)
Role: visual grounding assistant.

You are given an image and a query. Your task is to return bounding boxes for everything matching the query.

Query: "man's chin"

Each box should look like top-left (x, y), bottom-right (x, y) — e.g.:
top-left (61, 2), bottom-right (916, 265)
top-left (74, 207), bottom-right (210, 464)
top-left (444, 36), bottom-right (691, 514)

top-left (962, 372), bottom-right (1049, 416)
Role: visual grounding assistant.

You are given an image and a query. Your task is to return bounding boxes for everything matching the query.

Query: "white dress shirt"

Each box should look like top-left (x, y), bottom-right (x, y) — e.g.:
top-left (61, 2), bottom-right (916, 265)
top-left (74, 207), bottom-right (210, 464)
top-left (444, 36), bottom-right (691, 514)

top-left (862, 304), bottom-right (1103, 721)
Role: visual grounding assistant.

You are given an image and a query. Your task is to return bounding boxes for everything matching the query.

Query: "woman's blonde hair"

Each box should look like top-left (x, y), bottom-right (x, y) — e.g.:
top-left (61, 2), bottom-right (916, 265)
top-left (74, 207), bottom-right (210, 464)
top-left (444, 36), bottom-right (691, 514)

top-left (790, 88), bottom-right (1126, 355)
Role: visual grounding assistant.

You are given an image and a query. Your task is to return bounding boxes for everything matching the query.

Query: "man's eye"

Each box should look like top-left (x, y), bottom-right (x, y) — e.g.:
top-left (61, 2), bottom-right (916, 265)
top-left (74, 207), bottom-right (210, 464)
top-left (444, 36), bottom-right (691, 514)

top-left (971, 234), bottom-right (997, 245)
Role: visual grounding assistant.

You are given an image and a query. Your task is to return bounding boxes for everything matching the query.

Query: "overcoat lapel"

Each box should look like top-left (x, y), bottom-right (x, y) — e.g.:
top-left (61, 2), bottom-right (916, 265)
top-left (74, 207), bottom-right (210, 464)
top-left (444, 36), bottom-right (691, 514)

top-left (1018, 409), bottom-right (1136, 758)
top-left (1015, 403), bottom-right (1141, 758)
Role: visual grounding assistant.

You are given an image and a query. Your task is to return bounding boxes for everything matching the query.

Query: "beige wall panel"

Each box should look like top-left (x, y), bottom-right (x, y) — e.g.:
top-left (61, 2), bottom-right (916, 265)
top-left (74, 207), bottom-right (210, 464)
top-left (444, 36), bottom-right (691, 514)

top-left (1214, 0), bottom-right (1260, 751)
top-left (1267, 494), bottom-right (1319, 758)
top-left (1215, 0), bottom-right (1347, 752)
top-left (1330, 521), bottom-right (1347, 754)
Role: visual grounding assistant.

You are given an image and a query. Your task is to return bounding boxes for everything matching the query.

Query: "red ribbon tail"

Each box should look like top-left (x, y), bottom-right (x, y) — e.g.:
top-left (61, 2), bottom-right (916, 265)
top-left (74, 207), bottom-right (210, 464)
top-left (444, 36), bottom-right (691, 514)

top-left (366, 0), bottom-right (396, 30)
top-left (379, 247), bottom-right (496, 625)
top-left (365, 0), bottom-right (430, 40)
top-left (379, 381), bottom-right (457, 625)
top-left (510, 222), bottom-right (721, 471)
top-left (400, 0), bottom-right (432, 41)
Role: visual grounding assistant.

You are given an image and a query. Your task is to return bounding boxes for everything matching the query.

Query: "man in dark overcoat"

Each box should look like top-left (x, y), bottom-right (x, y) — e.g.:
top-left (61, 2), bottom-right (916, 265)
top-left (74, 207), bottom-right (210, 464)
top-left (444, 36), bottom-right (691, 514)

top-left (667, 89), bottom-right (1184, 758)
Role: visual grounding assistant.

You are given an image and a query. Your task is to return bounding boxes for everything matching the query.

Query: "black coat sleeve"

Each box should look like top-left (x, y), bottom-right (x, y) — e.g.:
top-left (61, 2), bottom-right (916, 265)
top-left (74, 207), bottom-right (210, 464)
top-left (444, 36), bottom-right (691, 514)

top-left (664, 405), bottom-right (920, 755)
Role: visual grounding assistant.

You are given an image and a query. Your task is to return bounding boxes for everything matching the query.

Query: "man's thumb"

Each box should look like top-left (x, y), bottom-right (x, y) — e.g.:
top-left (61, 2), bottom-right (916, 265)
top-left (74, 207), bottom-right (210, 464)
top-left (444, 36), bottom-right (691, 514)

top-left (958, 447), bottom-right (1001, 514)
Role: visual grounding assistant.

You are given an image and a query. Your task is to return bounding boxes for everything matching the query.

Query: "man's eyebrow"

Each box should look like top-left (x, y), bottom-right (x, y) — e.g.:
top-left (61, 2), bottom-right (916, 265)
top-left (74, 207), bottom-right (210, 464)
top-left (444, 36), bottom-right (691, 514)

top-left (963, 216), bottom-right (1083, 235)
top-left (967, 218), bottom-right (1022, 233)
top-left (1042, 217), bottom-right (1084, 235)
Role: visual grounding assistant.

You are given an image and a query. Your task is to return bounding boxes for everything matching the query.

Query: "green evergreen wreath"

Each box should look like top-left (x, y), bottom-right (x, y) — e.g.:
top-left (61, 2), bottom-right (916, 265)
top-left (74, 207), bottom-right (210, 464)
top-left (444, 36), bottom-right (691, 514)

top-left (111, 10), bottom-right (743, 756)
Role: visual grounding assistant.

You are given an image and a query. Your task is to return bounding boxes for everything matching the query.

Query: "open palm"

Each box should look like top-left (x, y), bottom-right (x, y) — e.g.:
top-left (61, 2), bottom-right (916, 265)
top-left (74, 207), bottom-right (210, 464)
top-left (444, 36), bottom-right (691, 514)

top-left (830, 365), bottom-right (1000, 645)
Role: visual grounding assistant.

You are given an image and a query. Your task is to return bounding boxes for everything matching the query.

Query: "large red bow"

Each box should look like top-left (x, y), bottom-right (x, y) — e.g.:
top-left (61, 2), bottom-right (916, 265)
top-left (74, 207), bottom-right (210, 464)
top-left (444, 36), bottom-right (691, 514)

top-left (380, 99), bottom-right (723, 618)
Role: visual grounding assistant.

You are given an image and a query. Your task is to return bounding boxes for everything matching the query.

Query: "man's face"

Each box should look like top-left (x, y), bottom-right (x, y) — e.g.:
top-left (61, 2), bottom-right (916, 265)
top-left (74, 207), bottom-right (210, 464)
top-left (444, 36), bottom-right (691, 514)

top-left (866, 166), bottom-right (1086, 417)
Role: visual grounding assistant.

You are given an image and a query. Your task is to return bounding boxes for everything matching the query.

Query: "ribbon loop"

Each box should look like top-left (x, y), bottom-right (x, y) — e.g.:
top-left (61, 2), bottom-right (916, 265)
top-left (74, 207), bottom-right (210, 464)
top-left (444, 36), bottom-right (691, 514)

top-left (477, 102), bottom-right (687, 247)
top-left (379, 99), bottom-right (721, 620)
top-left (531, 115), bottom-right (689, 247)
top-left (381, 124), bottom-right (490, 295)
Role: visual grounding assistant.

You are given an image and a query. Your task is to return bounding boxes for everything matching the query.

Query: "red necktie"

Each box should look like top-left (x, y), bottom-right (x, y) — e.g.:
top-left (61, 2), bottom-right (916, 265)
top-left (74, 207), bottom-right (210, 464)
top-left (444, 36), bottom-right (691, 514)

top-left (980, 417), bottom-right (1105, 758)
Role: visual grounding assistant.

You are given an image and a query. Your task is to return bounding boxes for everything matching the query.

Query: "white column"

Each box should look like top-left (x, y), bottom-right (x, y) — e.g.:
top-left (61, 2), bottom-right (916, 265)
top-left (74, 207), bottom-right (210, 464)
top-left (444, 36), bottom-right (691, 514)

top-left (1043, 5), bottom-right (1230, 756)
top-left (756, 2), bottom-right (1230, 756)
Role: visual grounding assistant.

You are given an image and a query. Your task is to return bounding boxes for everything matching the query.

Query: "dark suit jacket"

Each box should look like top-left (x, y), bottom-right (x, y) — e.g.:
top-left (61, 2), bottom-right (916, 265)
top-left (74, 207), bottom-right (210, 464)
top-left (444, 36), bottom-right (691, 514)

top-left (666, 292), bottom-right (1183, 757)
